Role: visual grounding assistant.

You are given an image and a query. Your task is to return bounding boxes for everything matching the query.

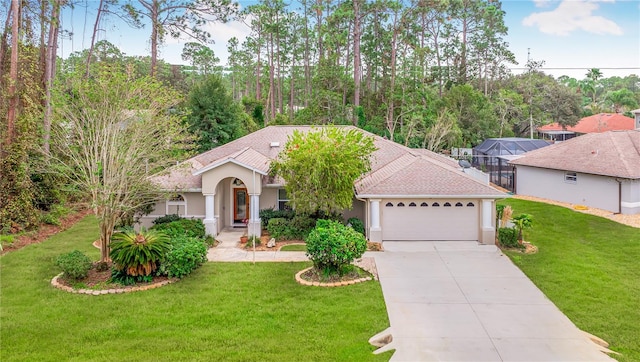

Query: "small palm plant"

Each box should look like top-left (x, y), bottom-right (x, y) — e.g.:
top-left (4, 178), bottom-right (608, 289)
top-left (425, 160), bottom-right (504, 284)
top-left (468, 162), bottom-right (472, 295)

top-left (110, 228), bottom-right (171, 276)
top-left (512, 213), bottom-right (533, 243)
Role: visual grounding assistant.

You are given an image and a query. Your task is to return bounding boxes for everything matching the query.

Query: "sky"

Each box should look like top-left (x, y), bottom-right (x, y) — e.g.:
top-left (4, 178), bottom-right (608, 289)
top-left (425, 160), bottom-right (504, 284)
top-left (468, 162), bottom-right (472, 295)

top-left (59, 0), bottom-right (640, 80)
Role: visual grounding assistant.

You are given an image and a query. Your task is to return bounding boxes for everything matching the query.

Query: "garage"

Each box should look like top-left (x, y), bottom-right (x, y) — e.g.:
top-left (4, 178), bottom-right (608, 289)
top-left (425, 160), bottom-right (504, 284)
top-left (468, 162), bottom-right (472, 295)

top-left (381, 199), bottom-right (479, 241)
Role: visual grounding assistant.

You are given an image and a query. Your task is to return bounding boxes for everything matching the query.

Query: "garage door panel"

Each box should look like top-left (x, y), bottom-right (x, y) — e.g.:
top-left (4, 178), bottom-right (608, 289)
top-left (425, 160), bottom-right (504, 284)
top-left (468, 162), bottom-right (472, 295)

top-left (382, 200), bottom-right (478, 241)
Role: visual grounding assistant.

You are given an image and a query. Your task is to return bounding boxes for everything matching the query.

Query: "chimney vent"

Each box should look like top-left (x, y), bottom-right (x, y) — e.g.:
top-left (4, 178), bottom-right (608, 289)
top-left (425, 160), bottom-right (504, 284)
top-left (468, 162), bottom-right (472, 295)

top-left (270, 142), bottom-right (280, 147)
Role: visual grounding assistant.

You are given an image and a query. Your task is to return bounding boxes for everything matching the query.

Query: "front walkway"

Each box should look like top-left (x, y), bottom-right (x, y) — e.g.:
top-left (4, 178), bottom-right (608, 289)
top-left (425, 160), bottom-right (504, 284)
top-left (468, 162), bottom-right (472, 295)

top-left (207, 231), bottom-right (613, 361)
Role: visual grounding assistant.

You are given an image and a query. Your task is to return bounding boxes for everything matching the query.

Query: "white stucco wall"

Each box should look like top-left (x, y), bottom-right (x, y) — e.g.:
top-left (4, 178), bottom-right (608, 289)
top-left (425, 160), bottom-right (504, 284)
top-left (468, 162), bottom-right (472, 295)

top-left (260, 188), bottom-right (278, 210)
top-left (621, 179), bottom-right (640, 214)
top-left (515, 166), bottom-right (619, 213)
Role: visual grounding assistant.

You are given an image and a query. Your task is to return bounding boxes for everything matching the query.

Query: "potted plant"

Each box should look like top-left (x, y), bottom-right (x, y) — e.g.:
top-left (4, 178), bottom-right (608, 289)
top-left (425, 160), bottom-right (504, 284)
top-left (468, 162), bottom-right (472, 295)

top-left (240, 218), bottom-right (249, 243)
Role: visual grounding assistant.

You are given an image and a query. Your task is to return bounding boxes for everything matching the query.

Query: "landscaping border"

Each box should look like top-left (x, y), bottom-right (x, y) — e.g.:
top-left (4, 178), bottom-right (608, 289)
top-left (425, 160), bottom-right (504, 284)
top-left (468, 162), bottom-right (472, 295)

top-left (51, 273), bottom-right (177, 295)
top-left (294, 267), bottom-right (373, 287)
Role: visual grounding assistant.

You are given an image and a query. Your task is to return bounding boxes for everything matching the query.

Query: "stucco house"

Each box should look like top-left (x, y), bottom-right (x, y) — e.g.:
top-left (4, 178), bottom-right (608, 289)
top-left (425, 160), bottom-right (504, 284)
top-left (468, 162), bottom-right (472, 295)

top-left (537, 113), bottom-right (635, 142)
top-left (509, 130), bottom-right (640, 215)
top-left (144, 126), bottom-right (505, 244)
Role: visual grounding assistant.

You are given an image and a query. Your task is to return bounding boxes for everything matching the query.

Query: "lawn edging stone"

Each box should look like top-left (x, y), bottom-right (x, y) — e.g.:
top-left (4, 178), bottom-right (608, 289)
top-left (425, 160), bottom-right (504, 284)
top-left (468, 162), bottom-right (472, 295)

top-left (295, 267), bottom-right (373, 287)
top-left (51, 273), bottom-right (177, 295)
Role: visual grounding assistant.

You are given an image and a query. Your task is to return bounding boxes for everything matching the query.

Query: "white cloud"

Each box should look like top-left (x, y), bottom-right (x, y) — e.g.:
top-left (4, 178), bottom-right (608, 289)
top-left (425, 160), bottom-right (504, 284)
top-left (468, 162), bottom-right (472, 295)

top-left (532, 0), bottom-right (552, 8)
top-left (523, 0), bottom-right (623, 36)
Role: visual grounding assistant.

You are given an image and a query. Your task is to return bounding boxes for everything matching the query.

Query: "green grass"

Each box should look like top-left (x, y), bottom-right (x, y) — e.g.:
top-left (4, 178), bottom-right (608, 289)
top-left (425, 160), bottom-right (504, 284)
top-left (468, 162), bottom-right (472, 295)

top-left (500, 199), bottom-right (640, 362)
top-left (280, 244), bottom-right (307, 251)
top-left (1, 215), bottom-right (392, 361)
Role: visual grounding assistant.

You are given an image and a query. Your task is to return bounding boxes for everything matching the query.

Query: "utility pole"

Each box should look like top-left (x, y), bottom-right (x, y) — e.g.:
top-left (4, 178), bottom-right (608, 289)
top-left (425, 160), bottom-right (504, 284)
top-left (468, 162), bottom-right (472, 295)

top-left (528, 48), bottom-right (533, 139)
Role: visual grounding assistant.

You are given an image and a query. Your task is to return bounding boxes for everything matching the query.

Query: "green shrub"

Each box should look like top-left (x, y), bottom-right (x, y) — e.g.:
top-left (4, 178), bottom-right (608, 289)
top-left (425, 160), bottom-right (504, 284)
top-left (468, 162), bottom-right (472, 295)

top-left (267, 217), bottom-right (289, 240)
top-left (160, 237), bottom-right (208, 279)
top-left (346, 217), bottom-right (365, 236)
top-left (41, 212), bottom-right (61, 226)
top-left (110, 269), bottom-right (153, 286)
top-left (259, 208), bottom-right (294, 228)
top-left (41, 204), bottom-right (72, 226)
top-left (305, 219), bottom-right (367, 275)
top-left (150, 219), bottom-right (205, 239)
top-left (288, 214), bottom-right (316, 239)
top-left (498, 227), bottom-right (519, 248)
top-left (152, 214), bottom-right (182, 225)
top-left (56, 250), bottom-right (93, 280)
top-left (244, 235), bottom-right (261, 248)
top-left (110, 229), bottom-right (171, 276)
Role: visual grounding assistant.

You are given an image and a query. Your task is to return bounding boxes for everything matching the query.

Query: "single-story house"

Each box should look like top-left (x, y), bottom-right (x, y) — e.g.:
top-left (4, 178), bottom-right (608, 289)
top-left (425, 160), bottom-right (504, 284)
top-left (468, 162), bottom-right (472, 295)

top-left (144, 126), bottom-right (505, 244)
top-left (537, 113), bottom-right (635, 142)
top-left (509, 130), bottom-right (640, 215)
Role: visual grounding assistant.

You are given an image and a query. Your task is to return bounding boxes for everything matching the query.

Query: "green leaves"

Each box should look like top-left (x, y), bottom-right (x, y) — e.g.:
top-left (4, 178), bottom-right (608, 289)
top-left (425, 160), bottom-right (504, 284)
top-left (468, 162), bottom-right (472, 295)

top-left (270, 127), bottom-right (376, 215)
top-left (305, 219), bottom-right (367, 275)
top-left (110, 229), bottom-right (171, 277)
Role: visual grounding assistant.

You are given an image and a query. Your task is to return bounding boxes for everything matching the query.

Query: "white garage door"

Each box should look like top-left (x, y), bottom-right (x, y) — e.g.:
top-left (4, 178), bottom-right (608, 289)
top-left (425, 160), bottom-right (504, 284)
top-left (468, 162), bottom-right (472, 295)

top-left (381, 199), bottom-right (479, 241)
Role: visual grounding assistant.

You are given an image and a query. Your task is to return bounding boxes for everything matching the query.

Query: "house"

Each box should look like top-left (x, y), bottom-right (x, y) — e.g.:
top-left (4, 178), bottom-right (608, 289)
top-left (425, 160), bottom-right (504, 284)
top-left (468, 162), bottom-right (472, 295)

top-left (509, 130), bottom-right (640, 215)
top-left (537, 113), bottom-right (635, 141)
top-left (144, 126), bottom-right (505, 244)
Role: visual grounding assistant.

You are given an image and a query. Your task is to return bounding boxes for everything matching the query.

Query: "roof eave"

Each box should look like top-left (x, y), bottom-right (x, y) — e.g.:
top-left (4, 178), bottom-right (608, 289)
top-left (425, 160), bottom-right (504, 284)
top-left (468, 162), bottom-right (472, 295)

top-left (355, 193), bottom-right (508, 199)
top-left (193, 158), bottom-right (269, 176)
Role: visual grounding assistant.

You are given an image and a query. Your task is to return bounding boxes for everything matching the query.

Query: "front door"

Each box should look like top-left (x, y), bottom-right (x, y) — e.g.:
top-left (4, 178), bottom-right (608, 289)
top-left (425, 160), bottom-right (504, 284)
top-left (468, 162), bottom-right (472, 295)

top-left (233, 188), bottom-right (249, 223)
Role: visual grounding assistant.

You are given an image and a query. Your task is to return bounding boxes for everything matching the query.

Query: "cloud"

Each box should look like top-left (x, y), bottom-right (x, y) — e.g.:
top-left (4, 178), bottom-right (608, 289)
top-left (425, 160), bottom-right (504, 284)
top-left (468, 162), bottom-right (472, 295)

top-left (523, 0), bottom-right (623, 36)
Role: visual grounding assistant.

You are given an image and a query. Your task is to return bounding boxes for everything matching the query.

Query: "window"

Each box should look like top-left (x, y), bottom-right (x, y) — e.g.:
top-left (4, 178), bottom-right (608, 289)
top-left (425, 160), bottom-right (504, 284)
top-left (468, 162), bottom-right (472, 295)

top-left (444, 202), bottom-right (451, 207)
top-left (397, 202), bottom-right (405, 207)
top-left (385, 202), bottom-right (394, 207)
top-left (420, 202), bottom-right (428, 207)
top-left (432, 202), bottom-right (440, 207)
top-left (277, 189), bottom-right (290, 210)
top-left (455, 202), bottom-right (463, 207)
top-left (409, 202), bottom-right (416, 207)
top-left (565, 172), bottom-right (577, 183)
top-left (167, 194), bottom-right (186, 215)
top-left (466, 202), bottom-right (475, 207)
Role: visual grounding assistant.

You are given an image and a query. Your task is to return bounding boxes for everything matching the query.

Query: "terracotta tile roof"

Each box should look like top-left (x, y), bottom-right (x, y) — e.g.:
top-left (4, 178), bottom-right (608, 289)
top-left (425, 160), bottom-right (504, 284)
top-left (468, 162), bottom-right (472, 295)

top-left (510, 130), bottom-right (640, 179)
top-left (154, 126), bottom-right (505, 198)
top-left (538, 113), bottom-right (635, 134)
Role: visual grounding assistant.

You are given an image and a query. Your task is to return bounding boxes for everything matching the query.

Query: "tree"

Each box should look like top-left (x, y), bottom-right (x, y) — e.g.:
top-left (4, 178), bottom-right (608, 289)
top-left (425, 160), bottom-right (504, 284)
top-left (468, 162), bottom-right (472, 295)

top-left (512, 213), bottom-right (533, 242)
top-left (269, 127), bottom-right (376, 214)
top-left (122, 0), bottom-right (238, 77)
top-left (181, 42), bottom-right (219, 75)
top-left (186, 74), bottom-right (246, 152)
top-left (604, 89), bottom-right (638, 114)
top-left (50, 71), bottom-right (188, 263)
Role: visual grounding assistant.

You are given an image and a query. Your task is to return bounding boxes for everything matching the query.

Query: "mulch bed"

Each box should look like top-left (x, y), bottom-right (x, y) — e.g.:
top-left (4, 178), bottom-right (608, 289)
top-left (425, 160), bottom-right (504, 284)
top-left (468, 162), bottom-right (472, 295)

top-left (300, 266), bottom-right (372, 284)
top-left (1, 207), bottom-right (92, 255)
top-left (56, 262), bottom-right (171, 290)
top-left (237, 236), bottom-right (384, 252)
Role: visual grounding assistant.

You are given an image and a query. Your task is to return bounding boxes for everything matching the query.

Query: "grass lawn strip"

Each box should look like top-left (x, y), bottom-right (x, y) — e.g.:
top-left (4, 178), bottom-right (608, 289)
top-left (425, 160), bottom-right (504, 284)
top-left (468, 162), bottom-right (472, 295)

top-left (500, 199), bottom-right (640, 362)
top-left (1, 215), bottom-right (392, 361)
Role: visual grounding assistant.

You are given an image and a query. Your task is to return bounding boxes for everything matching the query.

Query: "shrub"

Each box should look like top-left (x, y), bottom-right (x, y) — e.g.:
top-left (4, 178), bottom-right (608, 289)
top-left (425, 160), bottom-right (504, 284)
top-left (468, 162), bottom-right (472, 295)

top-left (498, 227), bottom-right (519, 248)
top-left (110, 229), bottom-right (171, 276)
top-left (110, 269), bottom-right (153, 286)
top-left (244, 235), bottom-right (261, 248)
top-left (56, 250), bottom-right (93, 280)
top-left (152, 214), bottom-right (182, 225)
top-left (267, 217), bottom-right (289, 240)
top-left (160, 237), bottom-right (208, 279)
top-left (259, 208), bottom-right (294, 228)
top-left (346, 217), bottom-right (365, 236)
top-left (288, 214), bottom-right (316, 239)
top-left (306, 219), bottom-right (367, 275)
top-left (150, 219), bottom-right (206, 239)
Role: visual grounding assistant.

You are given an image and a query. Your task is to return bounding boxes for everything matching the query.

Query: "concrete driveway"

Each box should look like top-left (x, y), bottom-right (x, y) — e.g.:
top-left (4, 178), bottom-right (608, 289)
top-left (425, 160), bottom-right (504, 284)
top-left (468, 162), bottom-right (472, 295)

top-left (373, 241), bottom-right (614, 362)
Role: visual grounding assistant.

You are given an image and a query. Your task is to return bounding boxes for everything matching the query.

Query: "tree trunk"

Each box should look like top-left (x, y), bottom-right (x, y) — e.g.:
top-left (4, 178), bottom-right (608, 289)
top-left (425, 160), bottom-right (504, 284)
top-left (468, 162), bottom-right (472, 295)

top-left (6, 0), bottom-right (20, 146)
top-left (150, 0), bottom-right (159, 77)
top-left (352, 0), bottom-right (361, 125)
top-left (85, 0), bottom-right (105, 77)
top-left (43, 0), bottom-right (62, 155)
top-left (0, 0), bottom-right (14, 88)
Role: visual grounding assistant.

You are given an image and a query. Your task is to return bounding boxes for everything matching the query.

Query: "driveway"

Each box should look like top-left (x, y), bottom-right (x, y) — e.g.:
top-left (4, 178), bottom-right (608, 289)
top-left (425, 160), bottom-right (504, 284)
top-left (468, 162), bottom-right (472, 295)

top-left (373, 241), bottom-right (614, 362)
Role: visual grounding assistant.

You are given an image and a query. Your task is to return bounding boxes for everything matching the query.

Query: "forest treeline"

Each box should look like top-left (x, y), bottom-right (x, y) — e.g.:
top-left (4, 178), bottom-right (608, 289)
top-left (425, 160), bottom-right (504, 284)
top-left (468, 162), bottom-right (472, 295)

top-left (1, 0), bottom-right (639, 233)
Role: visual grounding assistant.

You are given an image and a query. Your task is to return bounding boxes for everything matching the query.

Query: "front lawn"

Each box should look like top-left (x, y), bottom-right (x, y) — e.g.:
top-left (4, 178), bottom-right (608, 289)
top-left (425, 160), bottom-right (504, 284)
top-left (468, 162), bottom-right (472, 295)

top-left (1, 216), bottom-right (392, 361)
top-left (500, 199), bottom-right (640, 362)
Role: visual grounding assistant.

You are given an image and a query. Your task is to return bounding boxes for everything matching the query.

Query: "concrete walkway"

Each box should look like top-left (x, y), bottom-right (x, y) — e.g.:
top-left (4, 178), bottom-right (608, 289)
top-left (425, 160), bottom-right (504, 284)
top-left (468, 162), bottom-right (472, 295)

top-left (208, 232), bottom-right (613, 361)
top-left (375, 241), bottom-right (614, 362)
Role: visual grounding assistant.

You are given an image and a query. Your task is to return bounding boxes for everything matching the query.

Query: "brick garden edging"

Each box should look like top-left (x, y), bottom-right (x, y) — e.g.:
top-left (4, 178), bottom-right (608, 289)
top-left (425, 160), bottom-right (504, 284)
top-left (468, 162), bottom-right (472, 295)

top-left (51, 273), bottom-right (177, 295)
top-left (294, 267), bottom-right (373, 287)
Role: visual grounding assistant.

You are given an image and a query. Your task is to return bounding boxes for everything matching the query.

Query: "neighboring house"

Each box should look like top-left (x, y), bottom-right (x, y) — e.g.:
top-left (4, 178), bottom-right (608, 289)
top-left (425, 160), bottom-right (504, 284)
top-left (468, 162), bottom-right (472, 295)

top-left (509, 130), bottom-right (640, 215)
top-left (538, 113), bottom-right (635, 141)
top-left (145, 126), bottom-right (505, 244)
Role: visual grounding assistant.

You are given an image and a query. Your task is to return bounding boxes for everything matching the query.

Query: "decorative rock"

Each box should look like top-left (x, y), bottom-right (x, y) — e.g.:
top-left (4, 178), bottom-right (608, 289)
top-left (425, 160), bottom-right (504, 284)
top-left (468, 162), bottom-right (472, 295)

top-left (267, 238), bottom-right (276, 248)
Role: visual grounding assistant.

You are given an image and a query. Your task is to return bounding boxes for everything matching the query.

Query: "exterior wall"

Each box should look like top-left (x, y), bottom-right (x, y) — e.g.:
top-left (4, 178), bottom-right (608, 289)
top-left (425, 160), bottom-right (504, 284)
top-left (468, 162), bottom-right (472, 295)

top-left (621, 179), bottom-right (640, 214)
top-left (260, 188), bottom-right (278, 210)
top-left (137, 192), bottom-right (206, 230)
top-left (342, 197), bottom-right (366, 222)
top-left (515, 166), bottom-right (619, 213)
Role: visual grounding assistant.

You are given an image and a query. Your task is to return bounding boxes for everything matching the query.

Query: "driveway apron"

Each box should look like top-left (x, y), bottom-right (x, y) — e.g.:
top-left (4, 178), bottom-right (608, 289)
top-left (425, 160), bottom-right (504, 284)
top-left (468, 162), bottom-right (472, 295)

top-left (374, 241), bottom-right (614, 362)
